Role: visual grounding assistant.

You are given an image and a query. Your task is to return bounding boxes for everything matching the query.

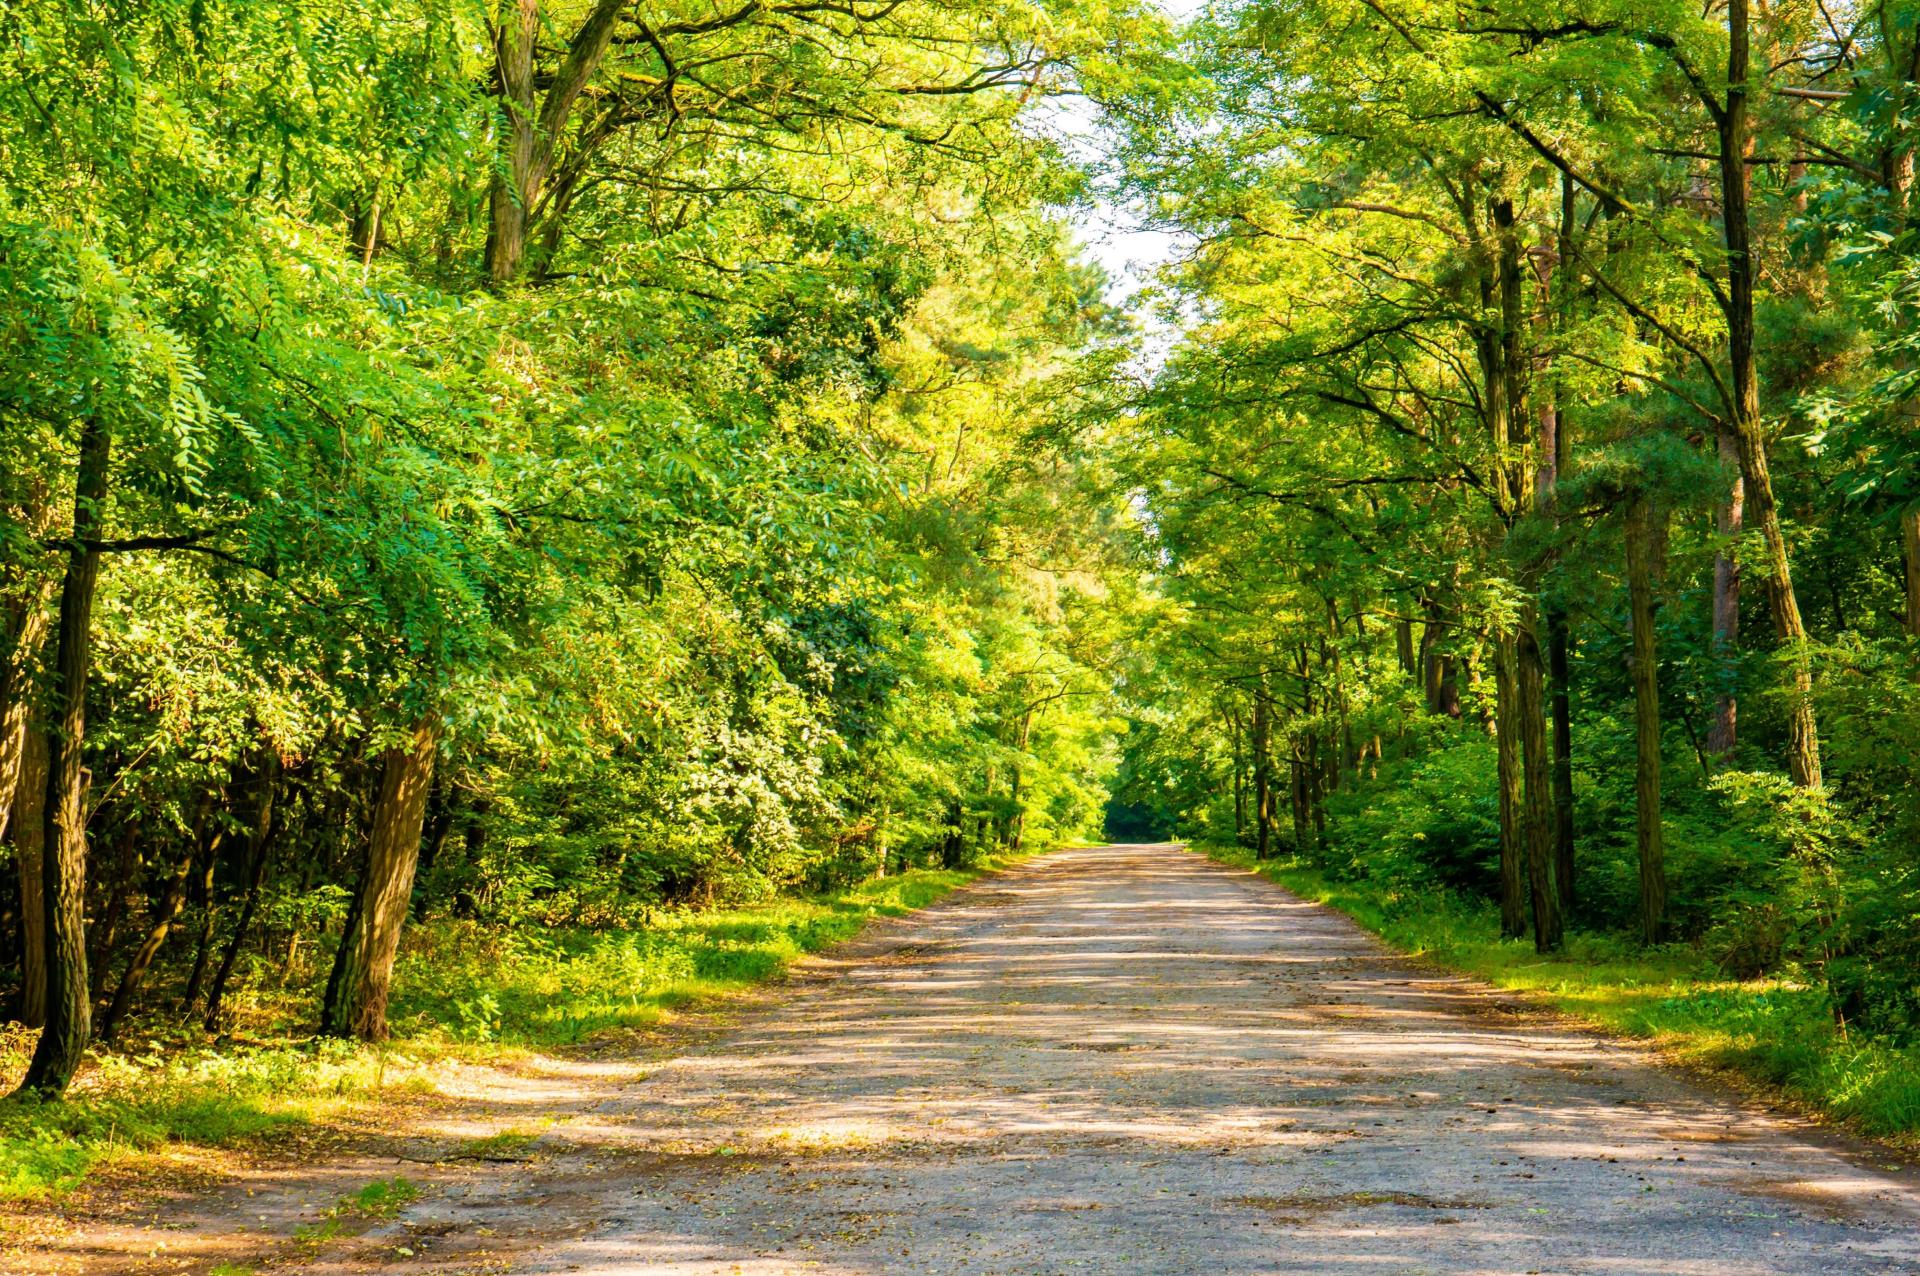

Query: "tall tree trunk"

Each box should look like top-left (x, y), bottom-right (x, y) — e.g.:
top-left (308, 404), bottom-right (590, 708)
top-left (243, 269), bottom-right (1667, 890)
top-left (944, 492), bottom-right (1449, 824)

top-left (1288, 746), bottom-right (1311, 852)
top-left (1481, 202), bottom-right (1533, 940)
top-left (347, 188), bottom-right (383, 266)
top-left (17, 415), bottom-right (111, 1097)
top-left (1306, 733), bottom-right (1328, 849)
top-left (1296, 647), bottom-right (1326, 848)
top-left (483, 0), bottom-right (628, 286)
top-left (1906, 509), bottom-right (1920, 638)
top-left (177, 852), bottom-right (221, 1014)
top-left (485, 0), bottom-right (540, 286)
top-left (1625, 494), bottom-right (1667, 944)
top-left (1493, 639), bottom-right (1529, 940)
top-left (0, 588), bottom-right (50, 848)
top-left (412, 774), bottom-right (457, 921)
top-left (320, 719), bottom-right (439, 1041)
top-left (1437, 652), bottom-right (1459, 717)
top-left (1228, 703), bottom-right (1246, 844)
top-left (1324, 602), bottom-right (1354, 786)
top-left (1535, 204), bottom-right (1577, 914)
top-left (1718, 0), bottom-right (1821, 788)
top-left (452, 797), bottom-right (491, 918)
top-left (320, 854), bottom-right (366, 1017)
top-left (1250, 687), bottom-right (1273, 859)
top-left (1009, 713), bottom-right (1032, 851)
top-left (1495, 196), bottom-right (1561, 950)
top-left (1547, 606), bottom-right (1576, 911)
top-left (1707, 424), bottom-right (1742, 757)
top-left (1395, 617), bottom-right (1417, 680)
top-left (1883, 23), bottom-right (1919, 640)
top-left (1516, 620), bottom-right (1562, 952)
top-left (1420, 601), bottom-right (1460, 717)
top-left (12, 727), bottom-right (48, 1027)
top-left (1420, 612), bottom-right (1444, 711)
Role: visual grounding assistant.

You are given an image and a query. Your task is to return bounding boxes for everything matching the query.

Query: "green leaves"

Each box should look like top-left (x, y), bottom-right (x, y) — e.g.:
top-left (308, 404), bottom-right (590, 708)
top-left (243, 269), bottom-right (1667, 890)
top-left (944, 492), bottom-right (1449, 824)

top-left (0, 0), bottom-right (1151, 955)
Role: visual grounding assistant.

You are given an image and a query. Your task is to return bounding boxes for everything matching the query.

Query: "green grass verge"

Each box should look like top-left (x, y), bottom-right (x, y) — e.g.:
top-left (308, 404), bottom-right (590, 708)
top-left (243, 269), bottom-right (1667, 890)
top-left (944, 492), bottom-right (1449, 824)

top-left (0, 853), bottom-right (1028, 1203)
top-left (386, 862), bottom-right (1008, 1048)
top-left (1205, 843), bottom-right (1920, 1147)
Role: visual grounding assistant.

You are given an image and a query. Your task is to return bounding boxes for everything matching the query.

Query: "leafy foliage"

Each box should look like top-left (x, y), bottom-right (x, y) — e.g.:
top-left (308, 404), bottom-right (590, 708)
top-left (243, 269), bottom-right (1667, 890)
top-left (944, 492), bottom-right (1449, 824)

top-left (0, 0), bottom-right (1155, 1088)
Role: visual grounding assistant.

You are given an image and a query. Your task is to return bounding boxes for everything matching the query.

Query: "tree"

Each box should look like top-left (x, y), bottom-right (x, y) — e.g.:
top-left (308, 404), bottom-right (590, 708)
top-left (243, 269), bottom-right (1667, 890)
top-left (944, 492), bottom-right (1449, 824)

top-left (0, 0), bottom-right (1160, 1085)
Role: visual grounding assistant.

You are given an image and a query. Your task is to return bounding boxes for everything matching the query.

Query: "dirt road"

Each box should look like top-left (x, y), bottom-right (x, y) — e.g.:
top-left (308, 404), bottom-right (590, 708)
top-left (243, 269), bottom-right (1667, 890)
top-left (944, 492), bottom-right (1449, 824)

top-left (27, 844), bottom-right (1920, 1273)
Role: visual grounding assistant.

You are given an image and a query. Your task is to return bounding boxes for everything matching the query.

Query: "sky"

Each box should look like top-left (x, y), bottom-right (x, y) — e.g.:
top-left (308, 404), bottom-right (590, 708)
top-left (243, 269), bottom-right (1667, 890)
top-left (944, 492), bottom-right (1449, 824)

top-left (1045, 84), bottom-right (1185, 308)
top-left (1030, 88), bottom-right (1193, 370)
top-left (1029, 0), bottom-right (1210, 350)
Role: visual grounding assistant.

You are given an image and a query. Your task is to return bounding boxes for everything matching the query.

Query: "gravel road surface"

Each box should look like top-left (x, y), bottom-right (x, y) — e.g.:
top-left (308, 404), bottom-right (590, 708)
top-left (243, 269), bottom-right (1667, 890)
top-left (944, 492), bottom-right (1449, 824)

top-left (404, 843), bottom-right (1920, 1275)
top-left (24, 843), bottom-right (1920, 1275)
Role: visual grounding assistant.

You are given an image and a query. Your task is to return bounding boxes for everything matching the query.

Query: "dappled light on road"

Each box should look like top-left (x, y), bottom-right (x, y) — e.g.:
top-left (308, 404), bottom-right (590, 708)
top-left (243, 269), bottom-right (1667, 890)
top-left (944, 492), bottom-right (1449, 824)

top-left (421, 846), bottom-right (1920, 1274)
top-left (23, 845), bottom-right (1919, 1274)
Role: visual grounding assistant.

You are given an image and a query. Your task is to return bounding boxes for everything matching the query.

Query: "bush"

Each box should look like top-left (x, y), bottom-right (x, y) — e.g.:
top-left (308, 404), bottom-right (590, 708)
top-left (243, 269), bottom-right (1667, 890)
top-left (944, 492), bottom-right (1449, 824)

top-left (1316, 737), bottom-right (1500, 894)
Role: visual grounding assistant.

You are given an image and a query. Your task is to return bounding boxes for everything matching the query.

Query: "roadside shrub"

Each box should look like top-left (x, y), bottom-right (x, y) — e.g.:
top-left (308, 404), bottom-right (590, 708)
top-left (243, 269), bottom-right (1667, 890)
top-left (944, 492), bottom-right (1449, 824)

top-left (1318, 737), bottom-right (1499, 893)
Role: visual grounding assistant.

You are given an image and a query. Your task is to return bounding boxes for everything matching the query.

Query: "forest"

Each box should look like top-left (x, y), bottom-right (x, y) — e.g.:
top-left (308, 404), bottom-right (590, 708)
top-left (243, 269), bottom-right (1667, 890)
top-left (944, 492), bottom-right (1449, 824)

top-left (1110, 0), bottom-right (1920, 1085)
top-left (3, 0), bottom-right (1920, 1176)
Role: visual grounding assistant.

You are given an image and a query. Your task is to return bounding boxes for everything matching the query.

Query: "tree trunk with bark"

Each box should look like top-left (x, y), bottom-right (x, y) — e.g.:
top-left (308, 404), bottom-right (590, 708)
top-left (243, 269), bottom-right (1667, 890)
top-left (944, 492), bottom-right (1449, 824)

top-left (1625, 493), bottom-right (1668, 944)
top-left (0, 588), bottom-right (49, 848)
top-left (320, 719), bottom-right (439, 1040)
top-left (1906, 510), bottom-right (1920, 638)
top-left (484, 0), bottom-right (628, 286)
top-left (1708, 424), bottom-right (1743, 757)
top-left (12, 727), bottom-right (48, 1027)
top-left (1009, 713), bottom-right (1033, 851)
top-left (1882, 21), bottom-right (1919, 639)
top-left (1306, 733), bottom-right (1328, 849)
top-left (177, 849), bottom-right (222, 1015)
top-left (1717, 0), bottom-right (1821, 788)
top-left (1420, 601), bottom-right (1460, 716)
top-left (1485, 194), bottom-right (1561, 949)
top-left (1250, 687), bottom-right (1273, 859)
top-left (1288, 746), bottom-right (1310, 852)
top-left (100, 834), bottom-right (206, 1044)
top-left (1494, 638), bottom-right (1529, 941)
top-left (412, 775), bottom-right (458, 921)
top-left (1535, 202), bottom-right (1577, 913)
top-left (485, 1), bottom-right (538, 285)
top-left (1516, 620), bottom-right (1562, 952)
top-left (1481, 199), bottom-right (1535, 942)
top-left (17, 416), bottom-right (111, 1097)
top-left (1547, 607), bottom-right (1576, 910)
top-left (1324, 603), bottom-right (1354, 787)
top-left (1228, 703), bottom-right (1246, 844)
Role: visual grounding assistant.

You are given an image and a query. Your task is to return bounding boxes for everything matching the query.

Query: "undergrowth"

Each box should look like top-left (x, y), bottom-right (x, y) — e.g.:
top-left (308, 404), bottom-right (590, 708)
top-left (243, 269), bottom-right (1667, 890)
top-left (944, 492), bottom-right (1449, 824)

top-left (388, 864), bottom-right (993, 1046)
top-left (0, 855), bottom-right (1020, 1202)
top-left (1208, 844), bottom-right (1920, 1147)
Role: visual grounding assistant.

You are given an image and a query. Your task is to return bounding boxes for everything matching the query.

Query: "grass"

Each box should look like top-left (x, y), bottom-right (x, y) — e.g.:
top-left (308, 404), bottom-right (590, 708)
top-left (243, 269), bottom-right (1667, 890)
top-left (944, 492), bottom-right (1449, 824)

top-left (1207, 843), bottom-right (1920, 1148)
top-left (0, 1036), bottom-right (403, 1201)
top-left (291, 1176), bottom-right (423, 1247)
top-left (452, 1127), bottom-right (544, 1160)
top-left (387, 862), bottom-right (1005, 1048)
top-left (341, 1175), bottom-right (422, 1218)
top-left (0, 853), bottom-right (1028, 1203)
